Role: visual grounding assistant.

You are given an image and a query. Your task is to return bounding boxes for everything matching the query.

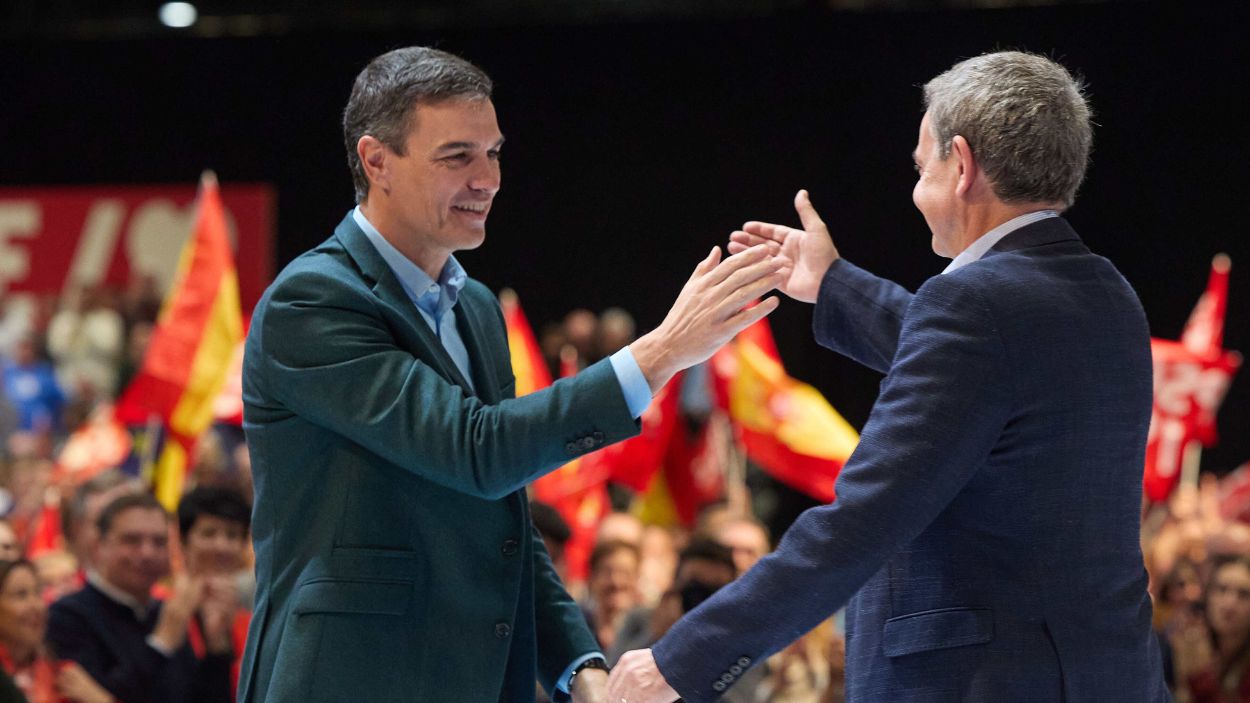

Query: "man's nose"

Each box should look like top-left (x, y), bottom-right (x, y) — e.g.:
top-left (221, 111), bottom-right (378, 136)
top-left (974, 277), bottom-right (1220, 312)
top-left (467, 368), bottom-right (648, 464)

top-left (468, 158), bottom-right (500, 194)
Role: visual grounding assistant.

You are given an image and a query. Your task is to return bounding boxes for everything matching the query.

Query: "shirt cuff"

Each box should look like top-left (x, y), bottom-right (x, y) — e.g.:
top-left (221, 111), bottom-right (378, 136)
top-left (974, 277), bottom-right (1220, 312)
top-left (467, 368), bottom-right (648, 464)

top-left (556, 652), bottom-right (606, 694)
top-left (610, 347), bottom-right (652, 419)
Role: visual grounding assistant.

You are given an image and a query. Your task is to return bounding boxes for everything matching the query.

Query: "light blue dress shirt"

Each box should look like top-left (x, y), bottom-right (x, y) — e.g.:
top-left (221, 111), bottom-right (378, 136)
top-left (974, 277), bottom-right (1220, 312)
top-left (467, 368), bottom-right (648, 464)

top-left (942, 209), bottom-right (1058, 274)
top-left (353, 207), bottom-right (647, 693)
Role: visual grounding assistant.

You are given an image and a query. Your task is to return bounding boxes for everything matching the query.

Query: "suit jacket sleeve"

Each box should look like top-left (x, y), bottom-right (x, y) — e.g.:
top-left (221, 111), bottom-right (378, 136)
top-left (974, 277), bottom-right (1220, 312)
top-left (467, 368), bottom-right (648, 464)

top-left (811, 259), bottom-right (914, 374)
top-left (652, 273), bottom-right (1015, 703)
top-left (250, 269), bottom-right (640, 501)
top-left (530, 522), bottom-right (599, 696)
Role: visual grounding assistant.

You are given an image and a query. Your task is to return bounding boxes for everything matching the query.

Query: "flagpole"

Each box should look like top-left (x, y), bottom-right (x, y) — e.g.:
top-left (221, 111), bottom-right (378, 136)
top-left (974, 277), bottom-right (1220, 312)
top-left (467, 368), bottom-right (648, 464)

top-left (1180, 439), bottom-right (1203, 492)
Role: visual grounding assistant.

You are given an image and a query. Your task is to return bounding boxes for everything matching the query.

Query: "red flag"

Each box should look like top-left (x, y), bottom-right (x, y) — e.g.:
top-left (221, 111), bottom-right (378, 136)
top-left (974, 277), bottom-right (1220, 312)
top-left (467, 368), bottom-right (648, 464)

top-left (114, 172), bottom-right (244, 508)
top-left (711, 317), bottom-right (858, 503)
top-left (1144, 255), bottom-right (1242, 503)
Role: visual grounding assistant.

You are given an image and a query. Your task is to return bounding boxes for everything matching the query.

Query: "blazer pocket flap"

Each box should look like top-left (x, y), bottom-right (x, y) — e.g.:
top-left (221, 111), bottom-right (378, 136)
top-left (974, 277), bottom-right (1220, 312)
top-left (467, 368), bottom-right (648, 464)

top-left (882, 607), bottom-right (993, 658)
top-left (292, 578), bottom-right (412, 616)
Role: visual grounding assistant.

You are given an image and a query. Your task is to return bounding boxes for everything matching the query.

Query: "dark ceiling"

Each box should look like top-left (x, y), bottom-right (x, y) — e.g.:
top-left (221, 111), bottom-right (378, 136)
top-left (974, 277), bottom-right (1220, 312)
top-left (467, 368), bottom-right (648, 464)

top-left (4, 0), bottom-right (1150, 39)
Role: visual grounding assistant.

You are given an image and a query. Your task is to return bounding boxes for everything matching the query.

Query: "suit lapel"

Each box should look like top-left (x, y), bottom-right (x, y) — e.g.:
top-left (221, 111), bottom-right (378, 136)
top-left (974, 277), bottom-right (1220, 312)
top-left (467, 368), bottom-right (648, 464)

top-left (332, 213), bottom-right (477, 394)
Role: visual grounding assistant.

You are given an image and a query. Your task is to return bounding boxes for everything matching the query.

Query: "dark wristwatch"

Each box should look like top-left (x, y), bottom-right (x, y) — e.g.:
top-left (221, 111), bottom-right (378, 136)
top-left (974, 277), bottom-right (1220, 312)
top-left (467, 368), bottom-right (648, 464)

top-left (567, 657), bottom-right (610, 691)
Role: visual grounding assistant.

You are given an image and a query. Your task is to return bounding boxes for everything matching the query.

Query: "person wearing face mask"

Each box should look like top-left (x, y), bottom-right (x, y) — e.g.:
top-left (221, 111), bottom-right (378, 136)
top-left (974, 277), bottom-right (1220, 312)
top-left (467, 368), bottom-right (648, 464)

top-left (0, 559), bottom-right (110, 703)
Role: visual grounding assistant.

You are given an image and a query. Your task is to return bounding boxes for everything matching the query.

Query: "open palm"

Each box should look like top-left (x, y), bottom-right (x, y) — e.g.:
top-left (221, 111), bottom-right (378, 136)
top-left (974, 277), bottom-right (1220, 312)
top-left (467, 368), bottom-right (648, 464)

top-left (728, 189), bottom-right (839, 304)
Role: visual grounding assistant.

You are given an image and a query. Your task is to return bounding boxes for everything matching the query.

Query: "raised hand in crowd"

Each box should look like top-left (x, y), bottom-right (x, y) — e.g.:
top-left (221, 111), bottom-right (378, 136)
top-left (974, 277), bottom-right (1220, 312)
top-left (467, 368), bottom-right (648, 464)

top-left (148, 573), bottom-right (206, 652)
top-left (197, 575), bottom-right (238, 655)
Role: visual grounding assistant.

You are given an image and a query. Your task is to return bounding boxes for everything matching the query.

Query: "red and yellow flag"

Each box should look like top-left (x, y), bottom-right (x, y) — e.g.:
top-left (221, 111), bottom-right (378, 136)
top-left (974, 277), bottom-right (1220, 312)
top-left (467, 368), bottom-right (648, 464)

top-left (116, 172), bottom-right (244, 508)
top-left (712, 317), bottom-right (858, 503)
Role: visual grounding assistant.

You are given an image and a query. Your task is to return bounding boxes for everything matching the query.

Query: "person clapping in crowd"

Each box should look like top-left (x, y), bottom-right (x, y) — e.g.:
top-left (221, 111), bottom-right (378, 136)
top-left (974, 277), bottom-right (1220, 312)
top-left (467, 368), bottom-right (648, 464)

top-left (44, 494), bottom-right (231, 703)
top-left (1172, 556), bottom-right (1250, 702)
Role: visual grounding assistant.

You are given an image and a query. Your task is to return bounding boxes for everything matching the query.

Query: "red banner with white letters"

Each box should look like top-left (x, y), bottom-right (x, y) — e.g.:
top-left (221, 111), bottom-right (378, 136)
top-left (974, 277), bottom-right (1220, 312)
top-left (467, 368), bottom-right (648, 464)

top-left (0, 185), bottom-right (274, 311)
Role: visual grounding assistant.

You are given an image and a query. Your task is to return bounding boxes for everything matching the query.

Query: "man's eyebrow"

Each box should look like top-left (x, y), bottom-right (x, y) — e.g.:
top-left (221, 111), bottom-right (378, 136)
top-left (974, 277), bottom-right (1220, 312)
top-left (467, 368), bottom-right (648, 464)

top-left (435, 136), bottom-right (506, 152)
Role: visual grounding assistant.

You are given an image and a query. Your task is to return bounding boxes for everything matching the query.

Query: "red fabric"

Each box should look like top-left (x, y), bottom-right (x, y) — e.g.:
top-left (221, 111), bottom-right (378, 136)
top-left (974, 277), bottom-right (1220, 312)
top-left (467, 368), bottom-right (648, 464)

top-left (186, 608), bottom-right (251, 696)
top-left (0, 642), bottom-right (65, 703)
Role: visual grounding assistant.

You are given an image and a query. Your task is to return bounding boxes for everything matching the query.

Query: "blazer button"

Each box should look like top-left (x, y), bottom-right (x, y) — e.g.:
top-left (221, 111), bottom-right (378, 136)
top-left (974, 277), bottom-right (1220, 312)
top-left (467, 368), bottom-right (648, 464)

top-left (592, 431), bottom-right (605, 443)
top-left (737, 656), bottom-right (751, 667)
top-left (564, 442), bottom-right (578, 455)
top-left (712, 681), bottom-right (727, 692)
top-left (579, 436), bottom-right (595, 450)
top-left (501, 539), bottom-right (520, 557)
top-left (729, 665), bottom-right (742, 675)
top-left (494, 622), bottom-right (511, 639)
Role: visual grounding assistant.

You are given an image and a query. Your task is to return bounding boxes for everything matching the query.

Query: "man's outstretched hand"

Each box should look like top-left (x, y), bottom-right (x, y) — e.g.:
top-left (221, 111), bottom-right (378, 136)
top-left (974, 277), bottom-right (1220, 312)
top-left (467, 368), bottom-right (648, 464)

top-left (728, 189), bottom-right (839, 304)
top-left (607, 649), bottom-right (679, 703)
top-left (631, 243), bottom-right (788, 392)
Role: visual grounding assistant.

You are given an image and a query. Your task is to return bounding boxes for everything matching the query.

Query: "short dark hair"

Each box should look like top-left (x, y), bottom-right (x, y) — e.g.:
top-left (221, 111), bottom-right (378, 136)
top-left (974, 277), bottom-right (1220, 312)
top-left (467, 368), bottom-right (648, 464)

top-left (63, 469), bottom-right (130, 538)
top-left (177, 486), bottom-right (251, 540)
top-left (343, 46), bottom-right (493, 203)
top-left (678, 536), bottom-right (736, 576)
top-left (97, 493), bottom-right (166, 538)
top-left (589, 539), bottom-right (641, 574)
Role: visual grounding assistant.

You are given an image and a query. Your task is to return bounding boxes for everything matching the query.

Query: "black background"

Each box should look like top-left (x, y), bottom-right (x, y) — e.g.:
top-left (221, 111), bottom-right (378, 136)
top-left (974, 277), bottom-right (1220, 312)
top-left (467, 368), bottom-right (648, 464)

top-left (3, 1), bottom-right (1248, 472)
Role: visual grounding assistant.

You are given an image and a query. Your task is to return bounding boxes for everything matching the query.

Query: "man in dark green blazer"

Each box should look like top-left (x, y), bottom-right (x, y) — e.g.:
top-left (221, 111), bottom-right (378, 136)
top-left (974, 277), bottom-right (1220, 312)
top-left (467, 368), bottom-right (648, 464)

top-left (236, 46), bottom-right (784, 703)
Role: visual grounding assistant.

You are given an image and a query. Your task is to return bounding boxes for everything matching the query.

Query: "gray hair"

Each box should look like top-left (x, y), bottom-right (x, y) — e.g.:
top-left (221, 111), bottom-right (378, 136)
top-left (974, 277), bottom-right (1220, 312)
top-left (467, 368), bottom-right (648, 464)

top-left (343, 46), bottom-right (493, 203)
top-left (923, 51), bottom-right (1092, 208)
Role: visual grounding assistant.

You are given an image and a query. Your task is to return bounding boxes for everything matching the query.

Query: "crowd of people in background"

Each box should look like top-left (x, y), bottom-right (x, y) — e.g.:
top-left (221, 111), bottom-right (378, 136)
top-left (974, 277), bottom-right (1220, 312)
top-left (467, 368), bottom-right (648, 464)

top-left (0, 283), bottom-right (1246, 702)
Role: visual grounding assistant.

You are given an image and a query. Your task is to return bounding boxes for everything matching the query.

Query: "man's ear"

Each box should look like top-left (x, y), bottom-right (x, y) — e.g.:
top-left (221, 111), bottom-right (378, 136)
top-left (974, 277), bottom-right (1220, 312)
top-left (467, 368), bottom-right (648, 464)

top-left (358, 135), bottom-right (389, 196)
top-left (950, 134), bottom-right (978, 198)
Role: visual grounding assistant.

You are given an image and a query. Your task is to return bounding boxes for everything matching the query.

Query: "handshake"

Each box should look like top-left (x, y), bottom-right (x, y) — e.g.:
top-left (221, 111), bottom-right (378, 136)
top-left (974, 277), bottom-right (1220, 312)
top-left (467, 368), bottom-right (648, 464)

top-left (629, 190), bottom-right (838, 393)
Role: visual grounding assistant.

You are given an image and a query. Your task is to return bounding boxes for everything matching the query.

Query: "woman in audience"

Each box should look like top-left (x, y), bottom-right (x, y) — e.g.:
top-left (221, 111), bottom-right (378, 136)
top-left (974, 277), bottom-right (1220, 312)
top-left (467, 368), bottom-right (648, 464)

top-left (0, 559), bottom-right (110, 703)
top-left (1173, 555), bottom-right (1250, 702)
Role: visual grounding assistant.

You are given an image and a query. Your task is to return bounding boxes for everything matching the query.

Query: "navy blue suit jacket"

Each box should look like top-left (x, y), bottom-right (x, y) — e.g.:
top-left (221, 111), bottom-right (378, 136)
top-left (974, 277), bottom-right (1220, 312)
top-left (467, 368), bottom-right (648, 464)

top-left (653, 218), bottom-right (1171, 702)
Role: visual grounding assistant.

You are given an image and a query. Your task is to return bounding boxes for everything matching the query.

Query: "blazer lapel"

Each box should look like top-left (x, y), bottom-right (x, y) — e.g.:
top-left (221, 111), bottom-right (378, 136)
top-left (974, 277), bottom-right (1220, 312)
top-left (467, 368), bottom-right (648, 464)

top-left (332, 213), bottom-right (477, 394)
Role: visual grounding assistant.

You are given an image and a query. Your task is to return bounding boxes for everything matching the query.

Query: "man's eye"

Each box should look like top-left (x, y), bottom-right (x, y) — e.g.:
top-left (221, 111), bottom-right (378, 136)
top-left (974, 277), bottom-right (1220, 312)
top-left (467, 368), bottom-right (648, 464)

top-left (443, 154), bottom-right (469, 163)
top-left (913, 163), bottom-right (922, 173)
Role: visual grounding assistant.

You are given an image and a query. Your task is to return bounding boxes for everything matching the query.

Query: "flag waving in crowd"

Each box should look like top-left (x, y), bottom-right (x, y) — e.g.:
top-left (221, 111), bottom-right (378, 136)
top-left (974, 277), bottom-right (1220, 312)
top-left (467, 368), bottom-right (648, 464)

top-left (115, 172), bottom-right (244, 508)
top-left (1144, 254), bottom-right (1242, 503)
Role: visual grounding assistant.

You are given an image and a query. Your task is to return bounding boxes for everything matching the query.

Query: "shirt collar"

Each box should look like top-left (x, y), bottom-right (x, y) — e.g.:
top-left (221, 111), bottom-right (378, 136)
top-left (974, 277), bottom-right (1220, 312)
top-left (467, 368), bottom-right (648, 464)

top-left (942, 209), bottom-right (1059, 274)
top-left (87, 570), bottom-right (153, 621)
top-left (352, 206), bottom-right (467, 320)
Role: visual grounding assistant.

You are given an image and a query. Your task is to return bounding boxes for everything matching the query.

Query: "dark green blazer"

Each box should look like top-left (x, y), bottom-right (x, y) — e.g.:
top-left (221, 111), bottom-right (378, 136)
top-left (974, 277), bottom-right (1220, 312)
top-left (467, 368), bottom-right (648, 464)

top-left (236, 214), bottom-right (639, 702)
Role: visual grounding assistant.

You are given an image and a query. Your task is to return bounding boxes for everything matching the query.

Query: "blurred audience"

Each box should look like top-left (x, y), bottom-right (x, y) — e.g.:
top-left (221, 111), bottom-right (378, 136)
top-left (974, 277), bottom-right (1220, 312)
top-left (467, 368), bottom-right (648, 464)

top-left (176, 487), bottom-right (252, 696)
top-left (1171, 555), bottom-right (1250, 702)
top-left (3, 337), bottom-right (65, 435)
top-left (45, 493), bottom-right (231, 703)
top-left (583, 541), bottom-right (642, 652)
top-left (0, 559), bottom-right (111, 703)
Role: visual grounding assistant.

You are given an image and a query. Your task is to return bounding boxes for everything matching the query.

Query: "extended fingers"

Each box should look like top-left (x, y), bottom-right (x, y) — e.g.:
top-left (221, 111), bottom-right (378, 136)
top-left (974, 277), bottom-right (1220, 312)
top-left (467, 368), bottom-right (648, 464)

top-left (742, 220), bottom-right (794, 243)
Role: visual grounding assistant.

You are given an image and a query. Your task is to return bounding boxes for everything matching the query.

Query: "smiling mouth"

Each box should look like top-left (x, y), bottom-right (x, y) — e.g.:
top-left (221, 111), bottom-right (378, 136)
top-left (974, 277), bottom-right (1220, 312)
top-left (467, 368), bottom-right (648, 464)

top-left (453, 202), bottom-right (490, 216)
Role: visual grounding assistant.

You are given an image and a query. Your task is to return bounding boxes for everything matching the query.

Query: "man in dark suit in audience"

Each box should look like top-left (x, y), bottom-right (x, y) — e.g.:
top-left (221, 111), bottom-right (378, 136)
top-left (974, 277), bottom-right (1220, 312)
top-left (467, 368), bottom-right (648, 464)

top-left (47, 493), bottom-right (232, 703)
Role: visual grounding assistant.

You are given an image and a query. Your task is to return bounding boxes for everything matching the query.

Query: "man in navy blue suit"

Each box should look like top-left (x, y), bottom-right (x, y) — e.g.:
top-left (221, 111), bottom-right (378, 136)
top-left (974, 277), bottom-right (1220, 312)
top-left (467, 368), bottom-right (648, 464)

top-left (609, 51), bottom-right (1171, 702)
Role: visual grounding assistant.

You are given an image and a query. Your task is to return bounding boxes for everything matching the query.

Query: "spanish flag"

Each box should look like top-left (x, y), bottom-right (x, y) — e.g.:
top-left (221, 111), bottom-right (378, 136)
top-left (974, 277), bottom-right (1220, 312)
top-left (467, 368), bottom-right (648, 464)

top-left (116, 172), bottom-right (244, 509)
top-left (712, 317), bottom-right (858, 503)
